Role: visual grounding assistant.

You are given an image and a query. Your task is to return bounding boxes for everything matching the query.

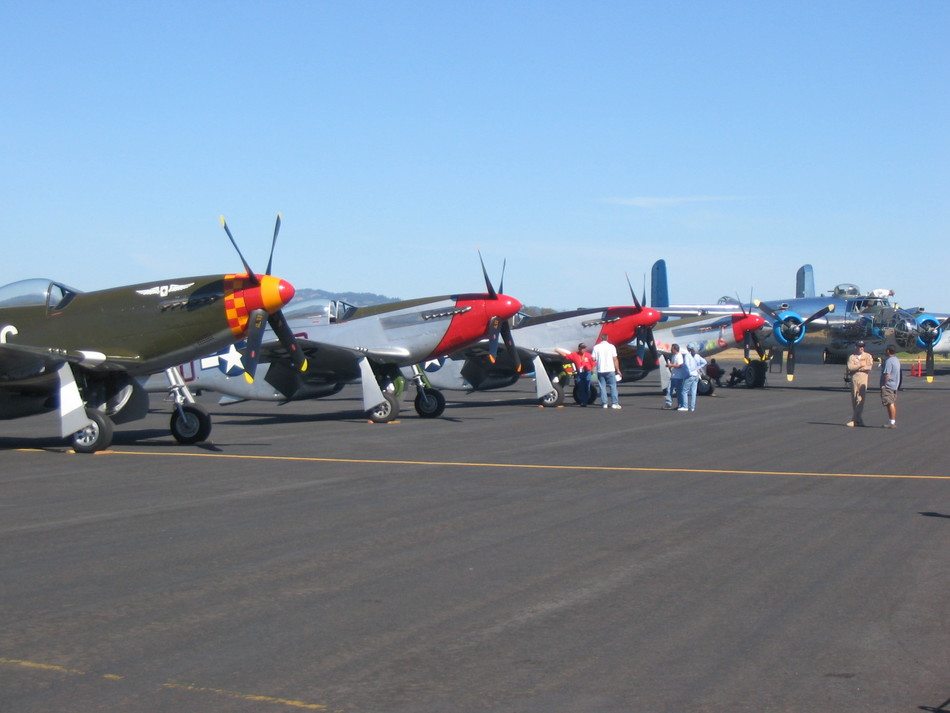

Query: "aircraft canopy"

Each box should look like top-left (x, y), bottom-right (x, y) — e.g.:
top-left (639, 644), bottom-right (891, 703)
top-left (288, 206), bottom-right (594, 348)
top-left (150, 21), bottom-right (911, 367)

top-left (0, 279), bottom-right (82, 310)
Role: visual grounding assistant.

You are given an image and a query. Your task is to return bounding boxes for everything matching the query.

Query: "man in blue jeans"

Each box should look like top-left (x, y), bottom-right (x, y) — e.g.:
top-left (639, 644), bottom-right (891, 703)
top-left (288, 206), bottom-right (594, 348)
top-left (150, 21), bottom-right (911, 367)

top-left (664, 344), bottom-right (684, 409)
top-left (683, 344), bottom-right (707, 412)
top-left (592, 334), bottom-right (622, 409)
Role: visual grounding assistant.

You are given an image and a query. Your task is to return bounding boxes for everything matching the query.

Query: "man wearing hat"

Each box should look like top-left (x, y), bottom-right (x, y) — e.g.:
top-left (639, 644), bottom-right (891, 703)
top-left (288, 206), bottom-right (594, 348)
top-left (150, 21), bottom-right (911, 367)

top-left (556, 342), bottom-right (596, 406)
top-left (845, 340), bottom-right (874, 426)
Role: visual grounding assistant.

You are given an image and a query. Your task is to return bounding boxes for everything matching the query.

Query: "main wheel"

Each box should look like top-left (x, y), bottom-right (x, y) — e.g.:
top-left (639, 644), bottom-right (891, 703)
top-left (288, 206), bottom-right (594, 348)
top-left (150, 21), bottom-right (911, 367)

top-left (540, 383), bottom-right (565, 407)
top-left (170, 403), bottom-right (212, 444)
top-left (744, 361), bottom-right (767, 388)
top-left (414, 387), bottom-right (446, 418)
top-left (697, 378), bottom-right (715, 396)
top-left (572, 382), bottom-right (597, 405)
top-left (368, 392), bottom-right (399, 423)
top-left (71, 409), bottom-right (114, 453)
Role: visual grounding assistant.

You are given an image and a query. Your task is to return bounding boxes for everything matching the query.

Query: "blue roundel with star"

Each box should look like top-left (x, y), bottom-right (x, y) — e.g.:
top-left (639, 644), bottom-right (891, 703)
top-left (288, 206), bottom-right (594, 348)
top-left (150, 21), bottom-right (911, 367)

top-left (217, 341), bottom-right (248, 376)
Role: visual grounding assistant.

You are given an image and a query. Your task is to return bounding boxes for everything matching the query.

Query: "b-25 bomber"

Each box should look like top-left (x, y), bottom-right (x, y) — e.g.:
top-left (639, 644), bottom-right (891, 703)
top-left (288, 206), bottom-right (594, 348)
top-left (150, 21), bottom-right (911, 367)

top-left (653, 260), bottom-right (950, 385)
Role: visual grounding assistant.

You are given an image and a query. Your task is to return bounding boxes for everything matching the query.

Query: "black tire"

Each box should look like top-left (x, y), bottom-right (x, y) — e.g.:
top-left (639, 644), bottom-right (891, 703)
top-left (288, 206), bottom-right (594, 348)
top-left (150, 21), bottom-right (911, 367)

top-left (414, 387), bottom-right (446, 418)
top-left (572, 382), bottom-right (598, 405)
top-left (368, 392), bottom-right (399, 423)
top-left (71, 409), bottom-right (114, 453)
top-left (697, 378), bottom-right (715, 396)
top-left (744, 361), bottom-right (767, 389)
top-left (540, 383), bottom-right (565, 407)
top-left (170, 403), bottom-right (212, 444)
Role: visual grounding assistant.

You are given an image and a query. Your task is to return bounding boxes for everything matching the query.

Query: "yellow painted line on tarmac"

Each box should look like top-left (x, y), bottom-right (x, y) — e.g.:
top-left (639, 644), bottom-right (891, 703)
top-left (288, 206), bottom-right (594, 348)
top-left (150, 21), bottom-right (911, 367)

top-left (54, 448), bottom-right (950, 481)
top-left (0, 657), bottom-right (327, 710)
top-left (0, 657), bottom-right (90, 676)
top-left (162, 683), bottom-right (326, 709)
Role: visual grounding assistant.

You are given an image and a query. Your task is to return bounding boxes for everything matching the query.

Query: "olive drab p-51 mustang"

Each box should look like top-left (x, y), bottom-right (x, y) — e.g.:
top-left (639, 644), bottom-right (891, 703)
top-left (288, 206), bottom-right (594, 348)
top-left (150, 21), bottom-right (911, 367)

top-left (0, 215), bottom-right (302, 451)
top-left (150, 255), bottom-right (522, 422)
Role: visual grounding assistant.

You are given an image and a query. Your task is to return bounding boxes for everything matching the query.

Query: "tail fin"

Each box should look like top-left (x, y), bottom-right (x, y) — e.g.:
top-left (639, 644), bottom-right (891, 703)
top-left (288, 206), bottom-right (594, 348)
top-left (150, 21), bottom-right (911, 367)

top-left (651, 260), bottom-right (669, 309)
top-left (796, 264), bottom-right (815, 299)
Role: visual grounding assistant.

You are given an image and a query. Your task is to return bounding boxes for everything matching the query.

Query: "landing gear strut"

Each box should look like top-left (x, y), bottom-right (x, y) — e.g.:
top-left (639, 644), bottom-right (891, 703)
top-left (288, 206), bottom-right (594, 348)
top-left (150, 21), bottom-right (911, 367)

top-left (408, 364), bottom-right (447, 418)
top-left (164, 367), bottom-right (212, 443)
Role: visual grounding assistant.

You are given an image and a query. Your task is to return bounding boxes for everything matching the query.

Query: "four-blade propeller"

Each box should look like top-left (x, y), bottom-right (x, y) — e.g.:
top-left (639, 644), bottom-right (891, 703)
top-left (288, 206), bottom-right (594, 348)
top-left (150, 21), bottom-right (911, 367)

top-left (753, 300), bottom-right (834, 380)
top-left (221, 215), bottom-right (308, 383)
top-left (626, 273), bottom-right (659, 369)
top-left (480, 252), bottom-right (521, 372)
top-left (917, 315), bottom-right (950, 382)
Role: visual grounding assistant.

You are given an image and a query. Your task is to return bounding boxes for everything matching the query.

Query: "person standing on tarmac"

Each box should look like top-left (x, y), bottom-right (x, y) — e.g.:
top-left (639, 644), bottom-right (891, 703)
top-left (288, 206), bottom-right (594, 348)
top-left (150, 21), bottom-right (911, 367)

top-left (665, 344), bottom-right (685, 410)
top-left (684, 344), bottom-right (707, 412)
top-left (556, 342), bottom-right (596, 406)
top-left (880, 345), bottom-right (901, 428)
top-left (592, 334), bottom-right (622, 409)
top-left (845, 340), bottom-right (874, 427)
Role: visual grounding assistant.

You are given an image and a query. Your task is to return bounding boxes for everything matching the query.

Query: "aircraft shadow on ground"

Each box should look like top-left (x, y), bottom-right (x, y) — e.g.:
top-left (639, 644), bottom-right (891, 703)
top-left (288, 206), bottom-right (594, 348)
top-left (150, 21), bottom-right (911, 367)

top-left (919, 696), bottom-right (950, 712)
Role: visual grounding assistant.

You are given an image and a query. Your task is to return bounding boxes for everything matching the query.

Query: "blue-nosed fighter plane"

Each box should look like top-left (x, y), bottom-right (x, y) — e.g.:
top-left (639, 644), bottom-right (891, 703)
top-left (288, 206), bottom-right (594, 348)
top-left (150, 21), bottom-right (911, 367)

top-left (651, 260), bottom-right (950, 384)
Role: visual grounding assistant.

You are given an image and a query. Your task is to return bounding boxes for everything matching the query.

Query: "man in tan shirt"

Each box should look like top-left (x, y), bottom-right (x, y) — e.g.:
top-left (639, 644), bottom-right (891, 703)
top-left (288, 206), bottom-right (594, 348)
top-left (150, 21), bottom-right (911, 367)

top-left (845, 340), bottom-right (874, 427)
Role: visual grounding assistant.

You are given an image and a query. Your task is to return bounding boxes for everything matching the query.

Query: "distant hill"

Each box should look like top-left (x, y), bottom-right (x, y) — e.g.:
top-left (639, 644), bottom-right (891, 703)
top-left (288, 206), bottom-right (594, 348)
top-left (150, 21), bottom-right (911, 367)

top-left (294, 288), bottom-right (400, 307)
top-left (295, 287), bottom-right (555, 316)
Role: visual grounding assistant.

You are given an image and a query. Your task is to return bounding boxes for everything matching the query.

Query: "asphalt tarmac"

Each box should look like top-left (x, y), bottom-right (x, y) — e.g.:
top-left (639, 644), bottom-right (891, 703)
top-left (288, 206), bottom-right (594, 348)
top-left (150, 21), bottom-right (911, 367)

top-left (2, 361), bottom-right (950, 712)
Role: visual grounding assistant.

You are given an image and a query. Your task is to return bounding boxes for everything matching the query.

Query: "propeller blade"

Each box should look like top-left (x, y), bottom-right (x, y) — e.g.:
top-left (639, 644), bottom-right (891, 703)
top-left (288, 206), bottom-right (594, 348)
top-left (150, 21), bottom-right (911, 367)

top-left (268, 311), bottom-right (308, 372)
top-left (735, 292), bottom-right (748, 317)
top-left (625, 273), bottom-right (642, 311)
top-left (220, 216), bottom-right (260, 286)
top-left (800, 304), bottom-right (835, 326)
top-left (487, 316), bottom-right (501, 363)
top-left (753, 299), bottom-right (781, 322)
top-left (636, 324), bottom-right (658, 368)
top-left (265, 213), bottom-right (281, 276)
top-left (242, 308), bottom-right (268, 383)
top-left (927, 344), bottom-right (935, 380)
top-left (743, 331), bottom-right (752, 362)
top-left (478, 250), bottom-right (497, 299)
top-left (498, 258), bottom-right (507, 296)
top-left (786, 346), bottom-right (796, 380)
top-left (500, 320), bottom-right (521, 372)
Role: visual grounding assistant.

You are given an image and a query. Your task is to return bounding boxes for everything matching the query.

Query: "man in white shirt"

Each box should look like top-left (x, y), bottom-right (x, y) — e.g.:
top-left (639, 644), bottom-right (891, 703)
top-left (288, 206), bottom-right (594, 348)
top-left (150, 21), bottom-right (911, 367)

top-left (592, 334), bottom-right (622, 409)
top-left (684, 344), bottom-right (707, 412)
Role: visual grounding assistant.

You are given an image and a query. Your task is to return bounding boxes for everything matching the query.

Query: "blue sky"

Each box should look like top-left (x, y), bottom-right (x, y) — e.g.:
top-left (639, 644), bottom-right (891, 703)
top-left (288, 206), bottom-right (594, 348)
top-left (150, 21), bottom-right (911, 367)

top-left (2, 1), bottom-right (947, 311)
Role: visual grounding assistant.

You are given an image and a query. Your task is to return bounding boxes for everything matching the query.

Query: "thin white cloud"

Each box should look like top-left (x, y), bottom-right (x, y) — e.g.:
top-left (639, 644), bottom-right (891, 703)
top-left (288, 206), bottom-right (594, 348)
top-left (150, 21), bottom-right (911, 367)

top-left (604, 196), bottom-right (745, 208)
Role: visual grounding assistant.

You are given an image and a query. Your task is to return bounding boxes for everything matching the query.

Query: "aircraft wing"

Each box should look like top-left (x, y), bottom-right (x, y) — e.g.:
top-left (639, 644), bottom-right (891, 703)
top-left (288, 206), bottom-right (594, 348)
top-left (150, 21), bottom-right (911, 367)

top-left (0, 343), bottom-right (66, 385)
top-left (258, 338), bottom-right (410, 411)
top-left (0, 343), bottom-right (140, 383)
top-left (261, 338), bottom-right (411, 369)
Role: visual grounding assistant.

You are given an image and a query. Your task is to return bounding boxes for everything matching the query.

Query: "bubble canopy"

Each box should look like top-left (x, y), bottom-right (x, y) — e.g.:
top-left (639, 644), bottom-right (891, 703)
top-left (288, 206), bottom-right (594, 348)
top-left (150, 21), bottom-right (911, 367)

top-left (0, 279), bottom-right (82, 310)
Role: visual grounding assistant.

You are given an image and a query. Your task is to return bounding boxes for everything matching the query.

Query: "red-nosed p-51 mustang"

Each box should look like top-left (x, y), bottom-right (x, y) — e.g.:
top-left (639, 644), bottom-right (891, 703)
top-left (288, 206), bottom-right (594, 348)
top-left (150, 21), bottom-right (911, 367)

top-left (150, 257), bottom-right (522, 422)
top-left (421, 281), bottom-right (664, 406)
top-left (0, 216), bottom-right (300, 451)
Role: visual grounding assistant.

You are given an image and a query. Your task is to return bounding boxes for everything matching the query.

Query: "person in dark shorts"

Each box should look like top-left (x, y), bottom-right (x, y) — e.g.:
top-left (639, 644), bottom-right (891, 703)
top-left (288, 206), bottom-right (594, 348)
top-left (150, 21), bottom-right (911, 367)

top-left (880, 346), bottom-right (901, 428)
